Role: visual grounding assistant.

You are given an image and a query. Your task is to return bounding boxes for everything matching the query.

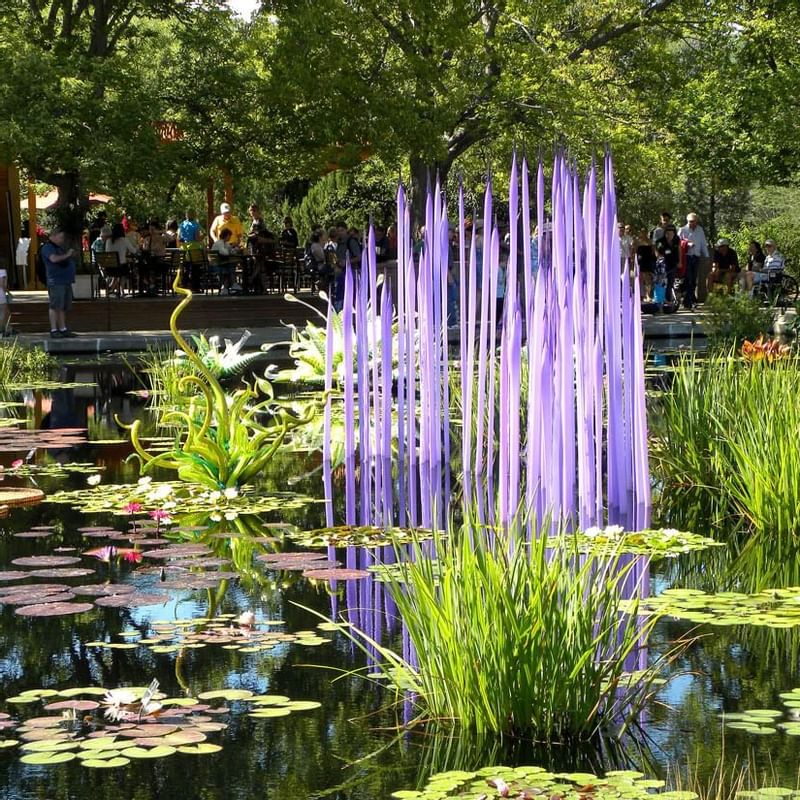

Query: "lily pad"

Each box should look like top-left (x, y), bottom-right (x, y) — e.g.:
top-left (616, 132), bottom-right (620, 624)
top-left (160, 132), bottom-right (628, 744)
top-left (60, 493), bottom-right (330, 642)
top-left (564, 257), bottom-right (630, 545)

top-left (16, 602), bottom-right (94, 617)
top-left (301, 568), bottom-right (370, 580)
top-left (94, 593), bottom-right (170, 608)
top-left (197, 689), bottom-right (254, 701)
top-left (120, 745), bottom-right (176, 759)
top-left (80, 756), bottom-right (131, 768)
top-left (11, 556), bottom-right (81, 568)
top-left (248, 707), bottom-right (292, 718)
top-left (20, 750), bottom-right (77, 765)
top-left (176, 743), bottom-right (222, 754)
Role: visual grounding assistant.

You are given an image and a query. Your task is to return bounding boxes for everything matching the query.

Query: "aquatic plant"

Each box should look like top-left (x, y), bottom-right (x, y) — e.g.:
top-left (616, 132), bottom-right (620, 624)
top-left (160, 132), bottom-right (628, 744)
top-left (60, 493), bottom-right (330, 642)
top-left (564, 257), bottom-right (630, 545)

top-left (627, 586), bottom-right (800, 629)
top-left (47, 477), bottom-right (312, 517)
top-left (650, 352), bottom-right (800, 539)
top-left (0, 682), bottom-right (319, 769)
top-left (392, 758), bottom-right (797, 800)
top-left (0, 341), bottom-right (56, 385)
top-left (121, 272), bottom-right (317, 490)
top-left (336, 518), bottom-right (675, 738)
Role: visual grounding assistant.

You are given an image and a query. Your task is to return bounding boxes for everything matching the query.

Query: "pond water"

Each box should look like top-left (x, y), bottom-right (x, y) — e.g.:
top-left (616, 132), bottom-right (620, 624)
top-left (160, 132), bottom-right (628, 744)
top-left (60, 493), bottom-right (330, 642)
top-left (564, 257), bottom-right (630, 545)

top-left (0, 357), bottom-right (799, 799)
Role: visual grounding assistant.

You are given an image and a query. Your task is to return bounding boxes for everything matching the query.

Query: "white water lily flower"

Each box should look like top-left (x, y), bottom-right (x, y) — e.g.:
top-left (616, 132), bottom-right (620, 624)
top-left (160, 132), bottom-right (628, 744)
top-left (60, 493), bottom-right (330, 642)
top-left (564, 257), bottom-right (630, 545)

top-left (138, 476), bottom-right (152, 486)
top-left (162, 501), bottom-right (177, 510)
top-left (603, 525), bottom-right (625, 537)
top-left (210, 512), bottom-right (222, 522)
top-left (583, 526), bottom-right (601, 538)
top-left (208, 490), bottom-right (222, 502)
top-left (223, 487), bottom-right (239, 500)
top-left (87, 474), bottom-right (102, 486)
top-left (153, 483), bottom-right (173, 500)
top-left (224, 510), bottom-right (238, 521)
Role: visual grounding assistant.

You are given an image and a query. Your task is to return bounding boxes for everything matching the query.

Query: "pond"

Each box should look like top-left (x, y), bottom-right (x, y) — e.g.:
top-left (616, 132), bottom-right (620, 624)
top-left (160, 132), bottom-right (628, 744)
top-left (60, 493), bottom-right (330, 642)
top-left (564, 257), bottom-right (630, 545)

top-left (0, 355), bottom-right (799, 800)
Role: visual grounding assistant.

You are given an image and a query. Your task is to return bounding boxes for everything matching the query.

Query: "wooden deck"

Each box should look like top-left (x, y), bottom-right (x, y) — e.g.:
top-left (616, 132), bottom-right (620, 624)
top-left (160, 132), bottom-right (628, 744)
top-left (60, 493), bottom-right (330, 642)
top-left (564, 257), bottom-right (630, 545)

top-left (8, 291), bottom-right (327, 333)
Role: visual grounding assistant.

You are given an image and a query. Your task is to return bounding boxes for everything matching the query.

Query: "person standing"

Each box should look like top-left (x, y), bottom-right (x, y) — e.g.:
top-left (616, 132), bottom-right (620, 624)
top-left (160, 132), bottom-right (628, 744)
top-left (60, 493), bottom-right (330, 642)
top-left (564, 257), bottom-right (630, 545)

top-left (0, 261), bottom-right (9, 335)
top-left (41, 229), bottom-right (78, 338)
top-left (178, 209), bottom-right (203, 249)
top-left (650, 211), bottom-right (672, 244)
top-left (618, 223), bottom-right (634, 273)
top-left (209, 203), bottom-right (244, 246)
top-left (635, 228), bottom-right (656, 300)
top-left (678, 212), bottom-right (709, 309)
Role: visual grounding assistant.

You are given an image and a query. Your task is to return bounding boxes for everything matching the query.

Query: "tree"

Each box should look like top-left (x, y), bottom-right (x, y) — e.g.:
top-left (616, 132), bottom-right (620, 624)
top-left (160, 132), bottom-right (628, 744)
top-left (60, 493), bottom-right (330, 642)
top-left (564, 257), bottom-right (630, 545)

top-left (262, 0), bottom-right (693, 218)
top-left (0, 0), bottom-right (232, 235)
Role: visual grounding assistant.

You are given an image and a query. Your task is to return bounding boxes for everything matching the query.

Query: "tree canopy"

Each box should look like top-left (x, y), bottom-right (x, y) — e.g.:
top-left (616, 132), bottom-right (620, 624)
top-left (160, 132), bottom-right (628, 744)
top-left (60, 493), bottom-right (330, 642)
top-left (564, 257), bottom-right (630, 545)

top-left (1, 0), bottom-right (800, 234)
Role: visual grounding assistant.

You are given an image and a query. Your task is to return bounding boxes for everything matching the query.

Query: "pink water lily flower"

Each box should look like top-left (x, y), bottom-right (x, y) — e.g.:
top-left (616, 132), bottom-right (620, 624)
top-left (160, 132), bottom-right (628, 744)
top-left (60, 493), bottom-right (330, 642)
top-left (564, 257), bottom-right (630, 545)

top-left (85, 545), bottom-right (116, 563)
top-left (124, 502), bottom-right (143, 514)
top-left (10, 459), bottom-right (23, 469)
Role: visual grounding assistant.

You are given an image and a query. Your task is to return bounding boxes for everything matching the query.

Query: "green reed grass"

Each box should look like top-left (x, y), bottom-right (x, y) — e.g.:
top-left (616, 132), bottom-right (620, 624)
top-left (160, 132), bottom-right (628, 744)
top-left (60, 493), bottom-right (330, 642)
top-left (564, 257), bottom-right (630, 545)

top-left (339, 517), bottom-right (676, 739)
top-left (0, 340), bottom-right (55, 384)
top-left (651, 352), bottom-right (800, 539)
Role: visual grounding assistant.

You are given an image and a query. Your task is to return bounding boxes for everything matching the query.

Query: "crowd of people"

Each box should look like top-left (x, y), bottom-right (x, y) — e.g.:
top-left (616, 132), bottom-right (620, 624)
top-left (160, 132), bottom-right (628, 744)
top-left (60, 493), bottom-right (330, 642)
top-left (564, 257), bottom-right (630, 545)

top-left (9, 200), bottom-right (789, 339)
top-left (619, 211), bottom-right (787, 311)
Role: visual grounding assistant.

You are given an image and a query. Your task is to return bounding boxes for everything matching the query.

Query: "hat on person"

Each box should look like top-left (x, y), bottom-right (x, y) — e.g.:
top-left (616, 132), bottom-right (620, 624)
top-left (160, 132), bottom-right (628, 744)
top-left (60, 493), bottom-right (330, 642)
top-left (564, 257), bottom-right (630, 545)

top-left (686, 212), bottom-right (698, 222)
top-left (765, 239), bottom-right (775, 246)
top-left (716, 238), bottom-right (730, 247)
top-left (220, 202), bottom-right (231, 213)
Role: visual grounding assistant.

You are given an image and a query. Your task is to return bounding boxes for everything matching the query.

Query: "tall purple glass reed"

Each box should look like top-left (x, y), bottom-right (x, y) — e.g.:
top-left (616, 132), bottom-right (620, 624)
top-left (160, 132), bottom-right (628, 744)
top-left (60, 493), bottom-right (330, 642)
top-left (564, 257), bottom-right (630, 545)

top-left (323, 152), bottom-right (650, 535)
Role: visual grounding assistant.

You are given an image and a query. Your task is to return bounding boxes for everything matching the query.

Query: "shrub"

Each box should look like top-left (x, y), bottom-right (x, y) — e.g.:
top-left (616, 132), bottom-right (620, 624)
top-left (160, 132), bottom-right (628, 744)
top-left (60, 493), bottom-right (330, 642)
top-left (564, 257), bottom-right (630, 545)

top-left (702, 292), bottom-right (773, 348)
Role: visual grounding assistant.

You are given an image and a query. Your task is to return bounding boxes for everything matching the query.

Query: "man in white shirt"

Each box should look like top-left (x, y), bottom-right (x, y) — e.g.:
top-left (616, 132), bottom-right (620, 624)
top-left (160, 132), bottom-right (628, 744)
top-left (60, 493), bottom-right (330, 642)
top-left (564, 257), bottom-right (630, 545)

top-left (678, 212), bottom-right (709, 309)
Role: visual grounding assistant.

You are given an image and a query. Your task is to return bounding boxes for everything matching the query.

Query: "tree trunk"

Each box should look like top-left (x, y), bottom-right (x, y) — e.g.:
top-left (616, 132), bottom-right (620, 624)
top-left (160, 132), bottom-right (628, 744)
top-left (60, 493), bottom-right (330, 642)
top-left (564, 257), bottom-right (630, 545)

top-left (47, 171), bottom-right (89, 249)
top-left (409, 154), bottom-right (451, 230)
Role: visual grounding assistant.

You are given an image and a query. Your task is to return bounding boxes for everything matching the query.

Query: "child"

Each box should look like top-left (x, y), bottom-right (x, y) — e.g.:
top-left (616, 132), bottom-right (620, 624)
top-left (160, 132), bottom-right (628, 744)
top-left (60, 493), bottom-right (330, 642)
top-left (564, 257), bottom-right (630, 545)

top-left (653, 256), bottom-right (668, 312)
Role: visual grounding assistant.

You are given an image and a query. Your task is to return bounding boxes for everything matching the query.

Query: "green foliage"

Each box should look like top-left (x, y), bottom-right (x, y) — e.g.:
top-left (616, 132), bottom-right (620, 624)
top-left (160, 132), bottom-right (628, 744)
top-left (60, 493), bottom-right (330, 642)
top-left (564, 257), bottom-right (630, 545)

top-left (0, 341), bottom-right (55, 384)
top-left (702, 293), bottom-right (773, 348)
top-left (282, 161), bottom-right (398, 240)
top-left (335, 519), bottom-right (674, 739)
top-left (650, 353), bottom-right (800, 539)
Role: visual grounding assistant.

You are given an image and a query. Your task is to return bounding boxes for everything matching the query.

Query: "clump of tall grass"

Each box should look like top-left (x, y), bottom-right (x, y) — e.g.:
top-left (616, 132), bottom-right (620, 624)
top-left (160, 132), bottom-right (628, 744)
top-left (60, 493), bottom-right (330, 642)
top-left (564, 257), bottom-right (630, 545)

top-left (0, 340), bottom-right (56, 384)
top-left (650, 351), bottom-right (800, 539)
top-left (342, 517), bottom-right (676, 739)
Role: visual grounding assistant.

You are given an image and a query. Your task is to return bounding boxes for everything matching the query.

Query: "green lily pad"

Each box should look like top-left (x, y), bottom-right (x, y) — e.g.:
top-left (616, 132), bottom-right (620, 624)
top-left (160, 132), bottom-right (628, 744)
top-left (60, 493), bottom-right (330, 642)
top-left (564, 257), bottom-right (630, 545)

top-left (120, 746), bottom-right (177, 759)
top-left (21, 740), bottom-right (78, 753)
top-left (81, 756), bottom-right (131, 768)
top-left (284, 700), bottom-right (321, 711)
top-left (248, 707), bottom-right (292, 718)
top-left (250, 695), bottom-right (291, 705)
top-left (58, 687), bottom-right (109, 698)
top-left (20, 750), bottom-right (77, 765)
top-left (79, 737), bottom-right (120, 751)
top-left (197, 689), bottom-right (254, 701)
top-left (176, 743), bottom-right (222, 755)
